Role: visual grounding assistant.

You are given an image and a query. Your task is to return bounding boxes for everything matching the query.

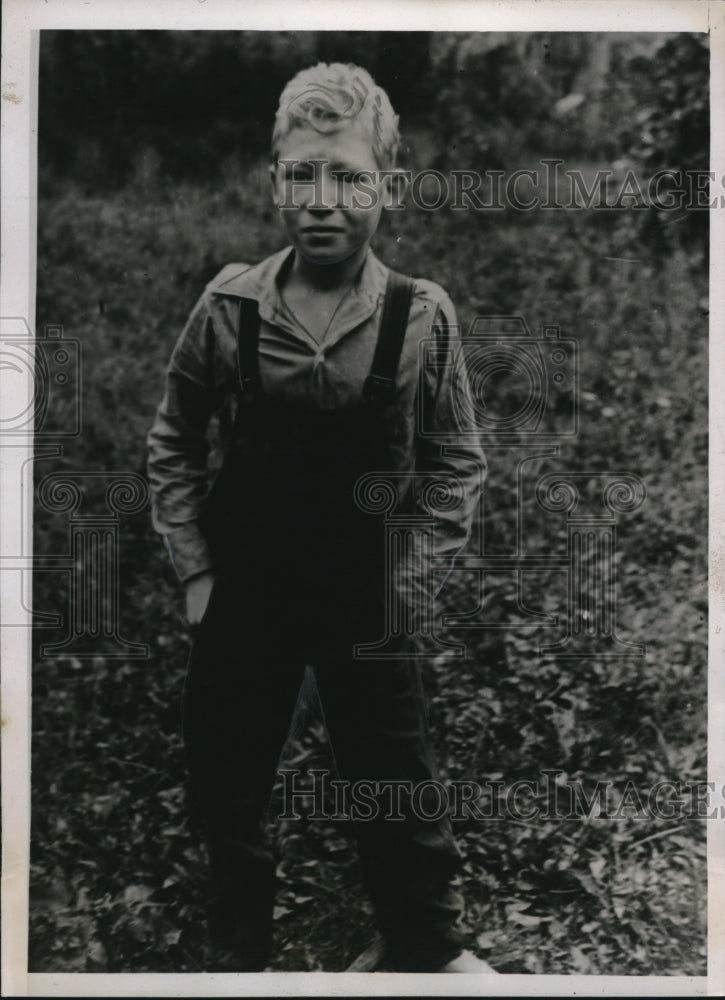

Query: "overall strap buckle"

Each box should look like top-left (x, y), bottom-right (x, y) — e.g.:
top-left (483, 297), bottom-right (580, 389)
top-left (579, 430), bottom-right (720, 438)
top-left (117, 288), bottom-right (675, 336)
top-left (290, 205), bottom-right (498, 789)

top-left (363, 372), bottom-right (397, 401)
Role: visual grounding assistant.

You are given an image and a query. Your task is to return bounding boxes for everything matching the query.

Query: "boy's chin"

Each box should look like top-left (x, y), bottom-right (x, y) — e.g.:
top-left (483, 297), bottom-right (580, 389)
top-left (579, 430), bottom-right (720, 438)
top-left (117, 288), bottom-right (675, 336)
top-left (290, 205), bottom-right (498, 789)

top-left (294, 242), bottom-right (362, 266)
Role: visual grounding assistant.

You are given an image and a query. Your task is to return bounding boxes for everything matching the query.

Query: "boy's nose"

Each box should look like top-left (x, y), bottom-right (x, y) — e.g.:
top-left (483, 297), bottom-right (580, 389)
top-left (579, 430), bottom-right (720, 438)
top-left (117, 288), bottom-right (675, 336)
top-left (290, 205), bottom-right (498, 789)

top-left (304, 168), bottom-right (342, 212)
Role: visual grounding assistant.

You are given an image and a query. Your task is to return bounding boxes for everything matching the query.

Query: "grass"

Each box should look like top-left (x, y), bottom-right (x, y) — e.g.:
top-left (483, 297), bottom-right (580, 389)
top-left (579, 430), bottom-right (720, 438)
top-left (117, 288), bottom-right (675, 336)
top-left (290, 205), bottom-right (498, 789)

top-left (29, 144), bottom-right (707, 974)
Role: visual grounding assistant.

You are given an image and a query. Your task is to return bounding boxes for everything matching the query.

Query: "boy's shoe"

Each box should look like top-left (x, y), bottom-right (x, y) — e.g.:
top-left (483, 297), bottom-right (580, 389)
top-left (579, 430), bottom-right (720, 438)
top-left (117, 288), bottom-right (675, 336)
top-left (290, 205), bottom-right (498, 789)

top-left (204, 897), bottom-right (270, 972)
top-left (346, 941), bottom-right (499, 974)
top-left (437, 949), bottom-right (499, 973)
top-left (204, 942), bottom-right (267, 973)
top-left (346, 939), bottom-right (387, 971)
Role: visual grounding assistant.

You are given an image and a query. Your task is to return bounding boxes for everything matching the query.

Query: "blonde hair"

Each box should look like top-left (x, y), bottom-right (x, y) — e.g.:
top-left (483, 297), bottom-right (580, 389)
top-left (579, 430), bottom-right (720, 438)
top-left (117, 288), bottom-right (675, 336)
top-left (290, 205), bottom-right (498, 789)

top-left (272, 62), bottom-right (400, 168)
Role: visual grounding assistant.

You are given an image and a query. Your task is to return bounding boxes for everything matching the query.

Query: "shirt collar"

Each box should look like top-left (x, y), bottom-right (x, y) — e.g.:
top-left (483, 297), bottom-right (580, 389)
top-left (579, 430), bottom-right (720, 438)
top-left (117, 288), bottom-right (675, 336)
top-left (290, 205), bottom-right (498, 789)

top-left (212, 245), bottom-right (389, 350)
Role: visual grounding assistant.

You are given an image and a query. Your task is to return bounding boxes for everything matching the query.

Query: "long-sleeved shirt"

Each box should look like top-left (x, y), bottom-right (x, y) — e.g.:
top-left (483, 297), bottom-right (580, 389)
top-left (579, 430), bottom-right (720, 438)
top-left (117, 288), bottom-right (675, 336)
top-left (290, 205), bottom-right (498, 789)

top-left (147, 245), bottom-right (486, 603)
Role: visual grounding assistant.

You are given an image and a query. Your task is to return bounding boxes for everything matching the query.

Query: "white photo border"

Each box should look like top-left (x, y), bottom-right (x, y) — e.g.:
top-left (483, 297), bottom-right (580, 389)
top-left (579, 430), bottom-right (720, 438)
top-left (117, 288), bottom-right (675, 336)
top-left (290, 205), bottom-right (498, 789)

top-left (1, 0), bottom-right (721, 996)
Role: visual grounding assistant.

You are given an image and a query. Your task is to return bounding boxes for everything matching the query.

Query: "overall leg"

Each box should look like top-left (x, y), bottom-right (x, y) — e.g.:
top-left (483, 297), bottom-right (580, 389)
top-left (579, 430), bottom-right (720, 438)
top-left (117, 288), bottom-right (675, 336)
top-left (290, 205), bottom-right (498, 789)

top-left (182, 571), bottom-right (305, 968)
top-left (313, 646), bottom-right (466, 972)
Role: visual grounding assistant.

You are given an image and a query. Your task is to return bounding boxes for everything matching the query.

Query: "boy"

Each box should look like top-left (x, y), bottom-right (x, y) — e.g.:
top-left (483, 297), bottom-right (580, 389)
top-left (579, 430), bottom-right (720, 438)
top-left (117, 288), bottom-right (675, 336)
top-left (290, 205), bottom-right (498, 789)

top-left (147, 62), bottom-right (493, 973)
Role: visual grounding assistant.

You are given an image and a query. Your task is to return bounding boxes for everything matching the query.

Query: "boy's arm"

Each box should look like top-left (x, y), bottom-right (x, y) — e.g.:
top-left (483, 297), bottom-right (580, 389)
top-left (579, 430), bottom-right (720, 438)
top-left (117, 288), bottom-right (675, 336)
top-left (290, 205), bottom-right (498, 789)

top-left (395, 291), bottom-right (486, 622)
top-left (146, 290), bottom-right (220, 585)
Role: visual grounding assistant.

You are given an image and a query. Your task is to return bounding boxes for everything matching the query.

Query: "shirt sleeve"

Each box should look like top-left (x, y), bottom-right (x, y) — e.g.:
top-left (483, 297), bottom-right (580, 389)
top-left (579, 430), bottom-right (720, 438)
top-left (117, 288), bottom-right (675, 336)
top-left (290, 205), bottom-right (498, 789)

top-left (394, 291), bottom-right (487, 623)
top-left (421, 291), bottom-right (487, 584)
top-left (146, 289), bottom-right (221, 583)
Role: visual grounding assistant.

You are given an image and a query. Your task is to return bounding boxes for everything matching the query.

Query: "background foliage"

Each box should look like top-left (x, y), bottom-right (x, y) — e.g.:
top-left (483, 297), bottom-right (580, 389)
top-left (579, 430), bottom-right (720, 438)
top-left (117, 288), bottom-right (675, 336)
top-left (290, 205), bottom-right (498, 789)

top-left (30, 30), bottom-right (708, 974)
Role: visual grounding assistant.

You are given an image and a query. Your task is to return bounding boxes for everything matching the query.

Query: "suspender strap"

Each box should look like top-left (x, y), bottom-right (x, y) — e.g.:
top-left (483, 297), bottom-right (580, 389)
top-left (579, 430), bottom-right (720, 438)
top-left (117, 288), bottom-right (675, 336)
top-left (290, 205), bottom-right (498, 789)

top-left (363, 270), bottom-right (416, 402)
top-left (236, 296), bottom-right (262, 402)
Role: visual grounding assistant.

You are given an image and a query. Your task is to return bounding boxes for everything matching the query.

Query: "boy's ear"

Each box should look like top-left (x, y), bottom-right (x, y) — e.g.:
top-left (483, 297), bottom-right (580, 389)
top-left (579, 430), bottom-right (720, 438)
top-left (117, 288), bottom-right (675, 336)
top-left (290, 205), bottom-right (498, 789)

top-left (382, 167), bottom-right (410, 208)
top-left (269, 162), bottom-right (281, 208)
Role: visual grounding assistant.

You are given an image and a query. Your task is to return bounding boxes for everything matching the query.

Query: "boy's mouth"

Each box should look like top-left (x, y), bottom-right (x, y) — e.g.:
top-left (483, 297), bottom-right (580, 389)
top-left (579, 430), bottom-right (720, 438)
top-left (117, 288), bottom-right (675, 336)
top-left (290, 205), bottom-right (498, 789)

top-left (300, 226), bottom-right (345, 235)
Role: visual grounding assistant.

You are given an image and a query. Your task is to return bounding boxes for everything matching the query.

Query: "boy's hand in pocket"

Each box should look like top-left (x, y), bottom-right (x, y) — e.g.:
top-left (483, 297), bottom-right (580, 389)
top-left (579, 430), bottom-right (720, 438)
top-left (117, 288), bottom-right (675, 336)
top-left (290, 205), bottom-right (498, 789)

top-left (186, 571), bottom-right (216, 626)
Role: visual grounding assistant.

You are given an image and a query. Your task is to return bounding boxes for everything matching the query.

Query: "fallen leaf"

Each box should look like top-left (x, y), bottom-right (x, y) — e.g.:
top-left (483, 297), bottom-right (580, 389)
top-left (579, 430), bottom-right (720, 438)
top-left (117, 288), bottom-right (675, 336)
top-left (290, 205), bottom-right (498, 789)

top-left (589, 856), bottom-right (606, 880)
top-left (123, 884), bottom-right (153, 906)
top-left (509, 911), bottom-right (545, 928)
top-left (505, 899), bottom-right (531, 914)
top-left (570, 944), bottom-right (593, 973)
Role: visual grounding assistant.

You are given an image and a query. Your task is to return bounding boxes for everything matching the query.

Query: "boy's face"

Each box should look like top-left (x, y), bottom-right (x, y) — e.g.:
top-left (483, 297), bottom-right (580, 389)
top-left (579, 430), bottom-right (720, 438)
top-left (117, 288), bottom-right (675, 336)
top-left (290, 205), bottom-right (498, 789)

top-left (270, 119), bottom-right (390, 266)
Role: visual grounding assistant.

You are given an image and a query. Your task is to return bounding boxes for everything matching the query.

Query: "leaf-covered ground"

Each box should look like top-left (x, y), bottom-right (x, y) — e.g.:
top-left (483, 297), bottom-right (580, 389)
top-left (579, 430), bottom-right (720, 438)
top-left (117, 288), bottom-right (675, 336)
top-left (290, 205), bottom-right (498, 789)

top-left (29, 150), bottom-right (707, 975)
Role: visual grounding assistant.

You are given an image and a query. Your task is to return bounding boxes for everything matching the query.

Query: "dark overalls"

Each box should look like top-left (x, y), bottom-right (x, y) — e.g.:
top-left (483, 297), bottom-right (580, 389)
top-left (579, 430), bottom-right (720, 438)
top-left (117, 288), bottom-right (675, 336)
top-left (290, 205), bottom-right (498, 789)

top-left (182, 275), bottom-right (466, 971)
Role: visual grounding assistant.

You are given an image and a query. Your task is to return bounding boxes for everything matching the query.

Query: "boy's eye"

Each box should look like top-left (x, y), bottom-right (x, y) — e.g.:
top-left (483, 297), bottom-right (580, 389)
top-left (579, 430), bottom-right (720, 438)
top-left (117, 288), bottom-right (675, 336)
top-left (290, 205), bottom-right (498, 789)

top-left (287, 163), bottom-right (315, 182)
top-left (333, 170), bottom-right (372, 185)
